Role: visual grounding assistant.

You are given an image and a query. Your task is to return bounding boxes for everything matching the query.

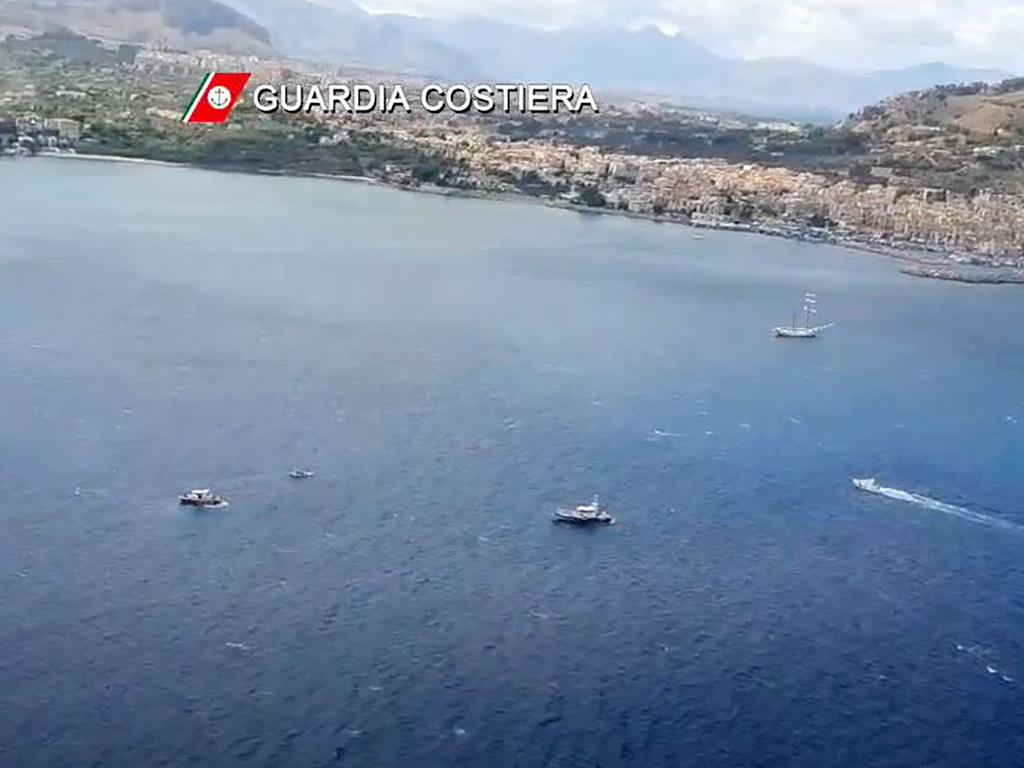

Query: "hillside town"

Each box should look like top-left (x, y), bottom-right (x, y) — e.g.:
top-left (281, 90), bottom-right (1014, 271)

top-left (4, 38), bottom-right (1024, 272)
top-left (373, 123), bottom-right (1024, 267)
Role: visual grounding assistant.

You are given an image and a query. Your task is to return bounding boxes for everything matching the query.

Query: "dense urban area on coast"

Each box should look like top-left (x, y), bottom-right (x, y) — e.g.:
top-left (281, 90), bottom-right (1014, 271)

top-left (4, 32), bottom-right (1024, 282)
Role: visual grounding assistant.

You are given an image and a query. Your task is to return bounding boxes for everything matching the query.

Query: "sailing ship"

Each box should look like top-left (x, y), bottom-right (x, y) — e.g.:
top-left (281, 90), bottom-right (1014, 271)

top-left (773, 291), bottom-right (833, 338)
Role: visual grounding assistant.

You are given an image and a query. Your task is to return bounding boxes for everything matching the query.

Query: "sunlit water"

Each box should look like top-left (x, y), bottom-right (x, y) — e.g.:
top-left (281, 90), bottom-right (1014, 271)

top-left (2, 158), bottom-right (1024, 768)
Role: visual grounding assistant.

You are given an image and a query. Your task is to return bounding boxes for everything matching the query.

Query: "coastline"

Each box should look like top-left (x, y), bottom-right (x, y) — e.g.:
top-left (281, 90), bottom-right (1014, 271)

top-left (33, 151), bottom-right (379, 184)
top-left (28, 151), bottom-right (1024, 286)
top-left (35, 151), bottom-right (186, 168)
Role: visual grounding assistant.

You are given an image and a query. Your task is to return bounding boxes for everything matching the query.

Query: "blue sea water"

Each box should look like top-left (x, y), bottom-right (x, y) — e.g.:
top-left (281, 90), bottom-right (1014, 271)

top-left (2, 157), bottom-right (1024, 768)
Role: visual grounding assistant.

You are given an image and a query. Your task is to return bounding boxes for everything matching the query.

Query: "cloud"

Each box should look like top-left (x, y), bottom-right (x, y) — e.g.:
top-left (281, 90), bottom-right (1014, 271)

top-left (352, 0), bottom-right (1024, 72)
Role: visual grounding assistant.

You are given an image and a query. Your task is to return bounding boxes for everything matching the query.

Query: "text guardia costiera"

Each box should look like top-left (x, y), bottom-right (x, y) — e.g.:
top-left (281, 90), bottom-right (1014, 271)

top-left (252, 83), bottom-right (600, 115)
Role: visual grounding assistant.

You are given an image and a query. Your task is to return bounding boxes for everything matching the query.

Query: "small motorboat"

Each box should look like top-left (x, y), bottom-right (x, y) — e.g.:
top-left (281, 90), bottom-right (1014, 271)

top-left (289, 468), bottom-right (315, 479)
top-left (553, 495), bottom-right (614, 525)
top-left (179, 488), bottom-right (228, 508)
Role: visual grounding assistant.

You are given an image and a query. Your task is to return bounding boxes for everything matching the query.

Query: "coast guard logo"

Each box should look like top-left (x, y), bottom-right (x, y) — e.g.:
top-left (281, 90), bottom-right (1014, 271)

top-left (181, 72), bottom-right (251, 124)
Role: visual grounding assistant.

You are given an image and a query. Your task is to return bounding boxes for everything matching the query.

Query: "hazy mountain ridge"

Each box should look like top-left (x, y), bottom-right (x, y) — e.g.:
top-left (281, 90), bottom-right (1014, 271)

top-left (232, 0), bottom-right (1009, 118)
top-left (0, 0), bottom-right (1011, 117)
top-left (0, 0), bottom-right (273, 53)
top-left (223, 0), bottom-right (475, 75)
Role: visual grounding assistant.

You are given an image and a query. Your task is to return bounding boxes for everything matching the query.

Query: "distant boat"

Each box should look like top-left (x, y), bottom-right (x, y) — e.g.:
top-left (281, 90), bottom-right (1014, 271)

top-left (289, 468), bottom-right (314, 479)
top-left (553, 495), bottom-right (614, 525)
top-left (773, 291), bottom-right (833, 338)
top-left (179, 488), bottom-right (228, 508)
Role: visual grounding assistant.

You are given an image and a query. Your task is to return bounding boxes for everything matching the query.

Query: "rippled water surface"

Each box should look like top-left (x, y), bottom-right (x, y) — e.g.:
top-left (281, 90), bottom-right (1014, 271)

top-left (2, 158), bottom-right (1024, 768)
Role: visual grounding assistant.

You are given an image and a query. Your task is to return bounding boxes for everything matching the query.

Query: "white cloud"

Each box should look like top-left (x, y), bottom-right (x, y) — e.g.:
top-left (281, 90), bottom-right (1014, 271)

top-left (354, 0), bottom-right (1024, 72)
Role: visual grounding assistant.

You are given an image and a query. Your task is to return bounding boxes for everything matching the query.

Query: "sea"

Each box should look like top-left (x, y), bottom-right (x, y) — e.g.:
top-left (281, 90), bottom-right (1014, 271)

top-left (2, 157), bottom-right (1024, 768)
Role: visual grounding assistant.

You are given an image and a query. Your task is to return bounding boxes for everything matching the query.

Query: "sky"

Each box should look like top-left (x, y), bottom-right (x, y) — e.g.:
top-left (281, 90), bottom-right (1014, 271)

top-left (355, 0), bottom-right (1024, 72)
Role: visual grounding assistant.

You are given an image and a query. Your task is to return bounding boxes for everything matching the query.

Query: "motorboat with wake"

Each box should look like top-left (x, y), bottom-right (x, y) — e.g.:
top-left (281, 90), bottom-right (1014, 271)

top-left (852, 477), bottom-right (880, 492)
top-left (774, 291), bottom-right (833, 338)
top-left (179, 489), bottom-right (228, 508)
top-left (553, 495), bottom-right (614, 525)
top-left (289, 468), bottom-right (315, 479)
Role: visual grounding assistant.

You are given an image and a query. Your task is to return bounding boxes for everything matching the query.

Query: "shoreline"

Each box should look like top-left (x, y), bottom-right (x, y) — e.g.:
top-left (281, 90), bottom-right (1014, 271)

top-left (28, 151), bottom-right (1024, 286)
top-left (407, 182), bottom-right (1024, 285)
top-left (33, 151), bottom-right (186, 168)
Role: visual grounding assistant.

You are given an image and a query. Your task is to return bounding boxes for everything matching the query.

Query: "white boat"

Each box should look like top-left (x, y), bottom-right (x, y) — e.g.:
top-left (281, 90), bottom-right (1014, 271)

top-left (553, 495), bottom-right (614, 524)
top-left (773, 291), bottom-right (833, 338)
top-left (179, 488), bottom-right (228, 508)
top-left (289, 468), bottom-right (315, 479)
top-left (852, 477), bottom-right (880, 492)
top-left (774, 326), bottom-right (819, 338)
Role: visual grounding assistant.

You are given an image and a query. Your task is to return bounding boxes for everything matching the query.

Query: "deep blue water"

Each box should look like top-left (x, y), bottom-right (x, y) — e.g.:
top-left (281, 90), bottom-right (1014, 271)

top-left (2, 157), bottom-right (1024, 768)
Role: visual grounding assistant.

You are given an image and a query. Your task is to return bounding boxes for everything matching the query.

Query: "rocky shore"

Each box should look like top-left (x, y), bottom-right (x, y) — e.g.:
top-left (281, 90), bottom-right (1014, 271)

top-left (899, 266), bottom-right (1024, 284)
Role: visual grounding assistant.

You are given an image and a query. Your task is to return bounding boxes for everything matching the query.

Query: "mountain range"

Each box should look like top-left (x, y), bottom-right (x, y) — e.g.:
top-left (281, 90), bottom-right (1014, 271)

top-left (219, 0), bottom-right (1015, 119)
top-left (0, 0), bottom-right (273, 54)
top-left (0, 0), bottom-right (1012, 119)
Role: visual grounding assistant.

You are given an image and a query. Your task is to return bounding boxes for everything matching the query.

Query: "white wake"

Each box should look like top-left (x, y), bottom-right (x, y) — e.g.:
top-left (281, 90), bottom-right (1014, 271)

top-left (852, 478), bottom-right (1022, 534)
